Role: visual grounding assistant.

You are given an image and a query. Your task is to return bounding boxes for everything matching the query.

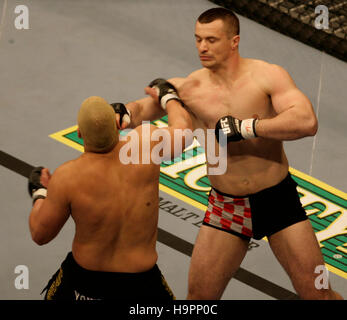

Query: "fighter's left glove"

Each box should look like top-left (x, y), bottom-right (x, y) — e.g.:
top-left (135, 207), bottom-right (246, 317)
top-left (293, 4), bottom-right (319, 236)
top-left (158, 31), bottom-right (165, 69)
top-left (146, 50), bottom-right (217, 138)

top-left (110, 102), bottom-right (131, 127)
top-left (215, 116), bottom-right (258, 143)
top-left (28, 166), bottom-right (47, 204)
top-left (148, 78), bottom-right (182, 110)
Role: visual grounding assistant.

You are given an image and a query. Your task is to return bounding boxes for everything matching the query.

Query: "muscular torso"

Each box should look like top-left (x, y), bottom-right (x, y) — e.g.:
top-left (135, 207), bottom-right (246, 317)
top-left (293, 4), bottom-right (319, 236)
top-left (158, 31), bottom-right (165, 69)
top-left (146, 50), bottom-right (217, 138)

top-left (174, 59), bottom-right (289, 195)
top-left (62, 134), bottom-right (160, 273)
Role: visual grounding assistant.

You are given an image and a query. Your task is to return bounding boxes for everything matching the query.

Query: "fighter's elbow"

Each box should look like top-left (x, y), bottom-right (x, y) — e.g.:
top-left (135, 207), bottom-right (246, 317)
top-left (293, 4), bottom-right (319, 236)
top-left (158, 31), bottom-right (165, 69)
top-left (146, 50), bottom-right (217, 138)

top-left (309, 120), bottom-right (318, 136)
top-left (30, 224), bottom-right (51, 246)
top-left (305, 116), bottom-right (318, 137)
top-left (35, 239), bottom-right (47, 246)
top-left (31, 231), bottom-right (48, 246)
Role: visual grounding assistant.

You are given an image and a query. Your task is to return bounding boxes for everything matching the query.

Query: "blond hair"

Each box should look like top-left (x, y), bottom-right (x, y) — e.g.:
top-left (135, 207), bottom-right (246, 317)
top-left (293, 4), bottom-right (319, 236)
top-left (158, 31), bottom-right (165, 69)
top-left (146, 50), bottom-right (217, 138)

top-left (77, 96), bottom-right (118, 153)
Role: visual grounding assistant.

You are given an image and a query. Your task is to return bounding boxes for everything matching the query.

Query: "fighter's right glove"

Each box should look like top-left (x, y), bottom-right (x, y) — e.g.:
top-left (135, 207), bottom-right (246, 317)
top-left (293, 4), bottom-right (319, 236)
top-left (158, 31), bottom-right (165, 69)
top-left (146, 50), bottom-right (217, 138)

top-left (148, 78), bottom-right (182, 110)
top-left (110, 103), bottom-right (131, 127)
top-left (28, 166), bottom-right (47, 204)
top-left (215, 116), bottom-right (258, 143)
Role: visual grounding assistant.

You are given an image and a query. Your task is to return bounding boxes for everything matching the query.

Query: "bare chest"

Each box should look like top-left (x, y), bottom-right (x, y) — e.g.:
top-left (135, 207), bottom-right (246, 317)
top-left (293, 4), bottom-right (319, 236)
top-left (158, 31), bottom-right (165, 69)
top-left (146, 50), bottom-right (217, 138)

top-left (182, 78), bottom-right (273, 129)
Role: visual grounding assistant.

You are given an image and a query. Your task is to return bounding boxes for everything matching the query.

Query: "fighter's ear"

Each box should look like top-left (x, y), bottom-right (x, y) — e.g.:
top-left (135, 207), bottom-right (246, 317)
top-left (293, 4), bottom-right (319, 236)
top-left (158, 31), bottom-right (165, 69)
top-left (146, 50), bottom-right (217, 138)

top-left (231, 35), bottom-right (240, 50)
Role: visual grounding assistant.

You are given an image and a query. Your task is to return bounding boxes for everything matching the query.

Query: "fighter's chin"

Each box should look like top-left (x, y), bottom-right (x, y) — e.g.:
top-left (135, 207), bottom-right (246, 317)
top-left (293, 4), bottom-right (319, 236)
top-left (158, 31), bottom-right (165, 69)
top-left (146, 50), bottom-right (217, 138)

top-left (200, 60), bottom-right (216, 69)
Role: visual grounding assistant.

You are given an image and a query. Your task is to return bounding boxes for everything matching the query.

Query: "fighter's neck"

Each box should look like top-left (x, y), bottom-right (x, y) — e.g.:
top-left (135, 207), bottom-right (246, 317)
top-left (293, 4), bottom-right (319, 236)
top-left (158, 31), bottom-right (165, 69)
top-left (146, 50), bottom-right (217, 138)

top-left (208, 53), bottom-right (244, 86)
top-left (82, 145), bottom-right (118, 158)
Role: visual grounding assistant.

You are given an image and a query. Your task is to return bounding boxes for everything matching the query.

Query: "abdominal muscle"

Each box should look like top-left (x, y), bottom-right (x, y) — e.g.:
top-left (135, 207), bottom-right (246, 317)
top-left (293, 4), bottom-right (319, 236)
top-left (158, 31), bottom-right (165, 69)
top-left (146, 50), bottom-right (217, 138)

top-left (208, 137), bottom-right (289, 196)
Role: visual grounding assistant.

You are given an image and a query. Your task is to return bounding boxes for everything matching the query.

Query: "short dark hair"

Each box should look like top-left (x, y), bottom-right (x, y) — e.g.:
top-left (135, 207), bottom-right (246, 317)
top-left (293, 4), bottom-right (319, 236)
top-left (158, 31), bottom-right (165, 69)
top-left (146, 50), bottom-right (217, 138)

top-left (197, 7), bottom-right (240, 37)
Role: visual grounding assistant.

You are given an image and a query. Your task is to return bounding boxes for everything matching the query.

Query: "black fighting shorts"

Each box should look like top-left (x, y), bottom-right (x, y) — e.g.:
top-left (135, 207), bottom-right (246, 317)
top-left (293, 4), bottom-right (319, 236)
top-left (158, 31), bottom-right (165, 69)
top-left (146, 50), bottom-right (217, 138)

top-left (42, 252), bottom-right (175, 301)
top-left (203, 172), bottom-right (308, 240)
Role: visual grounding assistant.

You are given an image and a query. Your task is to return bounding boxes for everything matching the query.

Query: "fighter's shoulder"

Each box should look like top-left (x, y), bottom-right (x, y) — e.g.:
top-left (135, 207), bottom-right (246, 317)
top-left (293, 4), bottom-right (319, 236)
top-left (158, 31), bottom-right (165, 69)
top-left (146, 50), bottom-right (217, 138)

top-left (167, 77), bottom-right (186, 88)
top-left (168, 69), bottom-right (205, 89)
top-left (51, 159), bottom-right (77, 181)
top-left (42, 160), bottom-right (75, 195)
top-left (249, 59), bottom-right (293, 92)
top-left (187, 68), bottom-right (206, 78)
top-left (250, 59), bottom-right (291, 79)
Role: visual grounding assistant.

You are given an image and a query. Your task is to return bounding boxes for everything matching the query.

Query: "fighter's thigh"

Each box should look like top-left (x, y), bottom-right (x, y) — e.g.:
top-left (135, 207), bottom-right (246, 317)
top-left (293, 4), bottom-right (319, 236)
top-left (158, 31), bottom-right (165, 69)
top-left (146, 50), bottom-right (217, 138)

top-left (188, 225), bottom-right (249, 299)
top-left (268, 220), bottom-right (325, 292)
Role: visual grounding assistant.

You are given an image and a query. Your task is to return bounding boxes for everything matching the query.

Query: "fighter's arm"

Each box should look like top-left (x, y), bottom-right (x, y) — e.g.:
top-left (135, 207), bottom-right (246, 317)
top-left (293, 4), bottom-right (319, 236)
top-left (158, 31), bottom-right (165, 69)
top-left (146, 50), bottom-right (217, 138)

top-left (145, 82), bottom-right (193, 161)
top-left (29, 167), bottom-right (70, 245)
top-left (256, 64), bottom-right (318, 140)
top-left (114, 77), bottom-right (187, 129)
top-left (146, 107), bottom-right (193, 163)
top-left (215, 64), bottom-right (318, 143)
top-left (124, 97), bottom-right (165, 129)
top-left (158, 98), bottom-right (193, 155)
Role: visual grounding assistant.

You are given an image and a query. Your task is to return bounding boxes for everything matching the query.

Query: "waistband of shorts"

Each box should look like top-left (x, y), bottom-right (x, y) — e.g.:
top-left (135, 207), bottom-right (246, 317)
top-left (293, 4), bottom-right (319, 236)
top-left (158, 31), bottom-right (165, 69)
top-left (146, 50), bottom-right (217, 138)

top-left (211, 172), bottom-right (292, 199)
top-left (62, 252), bottom-right (160, 281)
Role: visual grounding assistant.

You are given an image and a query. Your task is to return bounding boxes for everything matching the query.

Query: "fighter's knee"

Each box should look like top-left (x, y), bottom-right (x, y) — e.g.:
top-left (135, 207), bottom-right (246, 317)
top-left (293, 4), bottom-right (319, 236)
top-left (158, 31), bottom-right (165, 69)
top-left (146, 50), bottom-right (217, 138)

top-left (187, 286), bottom-right (211, 300)
top-left (187, 281), bottom-right (222, 300)
top-left (187, 283), bottom-right (203, 300)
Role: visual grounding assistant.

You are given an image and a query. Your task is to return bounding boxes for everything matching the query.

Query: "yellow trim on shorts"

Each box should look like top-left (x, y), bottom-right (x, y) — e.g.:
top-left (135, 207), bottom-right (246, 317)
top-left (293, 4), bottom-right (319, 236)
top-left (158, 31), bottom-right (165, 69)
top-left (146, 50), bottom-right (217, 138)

top-left (160, 273), bottom-right (176, 300)
top-left (46, 268), bottom-right (63, 300)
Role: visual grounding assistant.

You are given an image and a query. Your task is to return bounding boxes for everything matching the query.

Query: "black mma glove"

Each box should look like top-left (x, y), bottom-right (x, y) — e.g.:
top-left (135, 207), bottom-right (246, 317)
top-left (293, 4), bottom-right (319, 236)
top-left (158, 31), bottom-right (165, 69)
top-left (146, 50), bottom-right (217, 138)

top-left (148, 78), bottom-right (182, 110)
top-left (110, 102), bottom-right (131, 126)
top-left (215, 116), bottom-right (258, 143)
top-left (28, 166), bottom-right (47, 204)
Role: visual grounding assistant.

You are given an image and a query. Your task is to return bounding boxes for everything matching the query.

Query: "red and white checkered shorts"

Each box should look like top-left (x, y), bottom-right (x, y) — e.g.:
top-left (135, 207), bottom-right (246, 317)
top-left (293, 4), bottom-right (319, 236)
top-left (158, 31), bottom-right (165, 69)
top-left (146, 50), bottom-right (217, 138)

top-left (203, 173), bottom-right (308, 240)
top-left (203, 188), bottom-right (253, 239)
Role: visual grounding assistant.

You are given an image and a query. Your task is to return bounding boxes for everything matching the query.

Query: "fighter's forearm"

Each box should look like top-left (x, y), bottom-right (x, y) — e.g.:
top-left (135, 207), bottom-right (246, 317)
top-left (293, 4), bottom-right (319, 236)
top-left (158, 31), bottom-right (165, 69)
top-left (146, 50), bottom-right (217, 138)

top-left (29, 199), bottom-right (47, 245)
top-left (166, 100), bottom-right (193, 131)
top-left (165, 100), bottom-right (194, 157)
top-left (126, 97), bottom-right (166, 128)
top-left (256, 105), bottom-right (318, 141)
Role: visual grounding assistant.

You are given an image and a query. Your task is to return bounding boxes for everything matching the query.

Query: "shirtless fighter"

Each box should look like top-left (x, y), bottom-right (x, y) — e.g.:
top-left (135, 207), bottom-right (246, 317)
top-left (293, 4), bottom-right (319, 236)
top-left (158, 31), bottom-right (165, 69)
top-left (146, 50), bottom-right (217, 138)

top-left (28, 80), bottom-right (192, 300)
top-left (118, 8), bottom-right (342, 299)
